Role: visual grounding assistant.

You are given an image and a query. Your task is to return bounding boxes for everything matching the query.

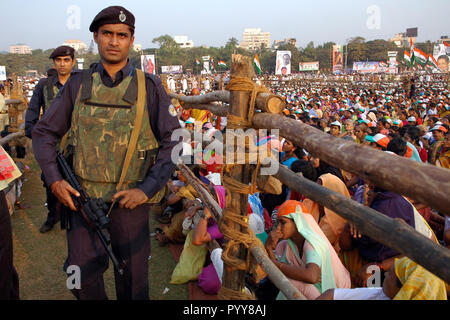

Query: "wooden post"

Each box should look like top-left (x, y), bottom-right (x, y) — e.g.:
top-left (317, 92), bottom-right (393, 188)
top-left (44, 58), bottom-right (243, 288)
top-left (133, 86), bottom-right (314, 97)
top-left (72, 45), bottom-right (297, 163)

top-left (219, 54), bottom-right (255, 300)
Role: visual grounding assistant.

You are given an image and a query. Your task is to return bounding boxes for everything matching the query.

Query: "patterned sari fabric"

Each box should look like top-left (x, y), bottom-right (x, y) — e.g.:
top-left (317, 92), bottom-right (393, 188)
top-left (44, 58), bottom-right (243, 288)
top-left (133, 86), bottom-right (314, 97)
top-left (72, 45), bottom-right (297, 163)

top-left (438, 150), bottom-right (450, 169)
top-left (394, 257), bottom-right (447, 300)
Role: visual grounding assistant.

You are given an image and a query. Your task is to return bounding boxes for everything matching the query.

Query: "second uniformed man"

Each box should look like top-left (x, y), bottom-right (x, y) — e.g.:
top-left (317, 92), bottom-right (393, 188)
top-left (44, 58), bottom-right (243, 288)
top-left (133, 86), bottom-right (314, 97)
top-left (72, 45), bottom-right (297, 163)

top-left (25, 45), bottom-right (76, 233)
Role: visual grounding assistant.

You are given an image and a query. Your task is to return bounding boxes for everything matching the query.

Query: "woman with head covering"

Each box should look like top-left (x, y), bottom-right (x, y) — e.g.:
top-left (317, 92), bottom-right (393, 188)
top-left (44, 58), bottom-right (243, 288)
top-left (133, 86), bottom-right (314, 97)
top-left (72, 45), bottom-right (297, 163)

top-left (303, 174), bottom-right (350, 253)
top-left (264, 200), bottom-right (351, 300)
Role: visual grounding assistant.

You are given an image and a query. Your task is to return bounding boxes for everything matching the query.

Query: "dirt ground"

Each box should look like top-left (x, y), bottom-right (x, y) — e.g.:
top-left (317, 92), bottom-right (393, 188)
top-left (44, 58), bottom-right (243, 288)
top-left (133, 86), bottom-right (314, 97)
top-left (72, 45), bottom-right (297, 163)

top-left (10, 153), bottom-right (188, 300)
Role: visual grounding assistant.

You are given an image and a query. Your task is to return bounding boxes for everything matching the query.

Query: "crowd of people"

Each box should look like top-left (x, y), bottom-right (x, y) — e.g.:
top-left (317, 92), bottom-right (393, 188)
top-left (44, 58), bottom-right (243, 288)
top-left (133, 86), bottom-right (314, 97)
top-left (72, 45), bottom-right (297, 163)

top-left (0, 4), bottom-right (448, 300)
top-left (156, 72), bottom-right (449, 300)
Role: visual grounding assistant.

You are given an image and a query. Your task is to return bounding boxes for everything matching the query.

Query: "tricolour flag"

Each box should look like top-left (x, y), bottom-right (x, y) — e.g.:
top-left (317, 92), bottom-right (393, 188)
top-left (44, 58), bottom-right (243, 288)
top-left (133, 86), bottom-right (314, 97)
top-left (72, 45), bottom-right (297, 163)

top-left (218, 60), bottom-right (227, 68)
top-left (443, 41), bottom-right (450, 48)
top-left (404, 50), bottom-right (412, 66)
top-left (253, 54), bottom-right (262, 75)
top-left (195, 59), bottom-right (200, 65)
top-left (427, 54), bottom-right (439, 70)
top-left (413, 47), bottom-right (428, 66)
top-left (409, 38), bottom-right (415, 65)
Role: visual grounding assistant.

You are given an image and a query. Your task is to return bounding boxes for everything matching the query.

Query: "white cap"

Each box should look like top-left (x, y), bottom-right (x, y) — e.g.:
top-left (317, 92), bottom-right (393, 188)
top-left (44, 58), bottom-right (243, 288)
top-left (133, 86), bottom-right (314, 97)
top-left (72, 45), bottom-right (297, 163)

top-left (407, 116), bottom-right (416, 122)
top-left (330, 121), bottom-right (342, 127)
top-left (185, 117), bottom-right (195, 124)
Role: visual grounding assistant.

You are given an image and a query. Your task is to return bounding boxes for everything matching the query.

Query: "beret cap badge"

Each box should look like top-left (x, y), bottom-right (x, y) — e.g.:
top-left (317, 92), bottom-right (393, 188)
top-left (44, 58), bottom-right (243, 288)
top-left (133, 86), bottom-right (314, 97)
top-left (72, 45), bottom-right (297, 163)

top-left (119, 11), bottom-right (126, 23)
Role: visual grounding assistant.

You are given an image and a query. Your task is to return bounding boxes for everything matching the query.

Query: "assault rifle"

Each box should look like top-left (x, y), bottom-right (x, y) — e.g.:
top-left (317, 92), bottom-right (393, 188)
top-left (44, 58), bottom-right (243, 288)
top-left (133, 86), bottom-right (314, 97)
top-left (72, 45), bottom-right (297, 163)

top-left (56, 152), bottom-right (125, 275)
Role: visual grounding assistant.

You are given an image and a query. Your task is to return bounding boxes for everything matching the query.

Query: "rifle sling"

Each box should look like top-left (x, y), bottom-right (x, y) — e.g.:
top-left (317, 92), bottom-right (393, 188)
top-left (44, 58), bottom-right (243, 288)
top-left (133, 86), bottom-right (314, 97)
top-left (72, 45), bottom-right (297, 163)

top-left (116, 69), bottom-right (146, 193)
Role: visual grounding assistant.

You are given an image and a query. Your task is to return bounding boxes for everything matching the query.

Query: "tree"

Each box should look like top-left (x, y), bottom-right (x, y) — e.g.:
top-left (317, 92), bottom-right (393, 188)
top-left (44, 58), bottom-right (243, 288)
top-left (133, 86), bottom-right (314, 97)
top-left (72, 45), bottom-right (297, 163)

top-left (316, 42), bottom-right (335, 72)
top-left (347, 36), bottom-right (367, 66)
top-left (303, 41), bottom-right (316, 61)
top-left (366, 39), bottom-right (397, 62)
top-left (152, 35), bottom-right (179, 49)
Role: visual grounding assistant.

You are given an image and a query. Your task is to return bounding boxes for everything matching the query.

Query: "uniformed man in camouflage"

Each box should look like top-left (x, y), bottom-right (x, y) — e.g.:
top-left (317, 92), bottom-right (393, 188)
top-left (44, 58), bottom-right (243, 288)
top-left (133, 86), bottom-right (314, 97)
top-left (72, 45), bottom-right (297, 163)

top-left (25, 46), bottom-right (76, 233)
top-left (32, 6), bottom-right (181, 300)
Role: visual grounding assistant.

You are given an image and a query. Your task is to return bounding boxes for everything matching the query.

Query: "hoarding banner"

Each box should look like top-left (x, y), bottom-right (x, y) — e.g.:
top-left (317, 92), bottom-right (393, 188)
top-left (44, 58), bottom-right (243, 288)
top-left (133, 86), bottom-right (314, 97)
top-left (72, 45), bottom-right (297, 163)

top-left (298, 61), bottom-right (319, 72)
top-left (353, 61), bottom-right (380, 73)
top-left (202, 61), bottom-right (211, 74)
top-left (161, 65), bottom-right (183, 74)
top-left (332, 45), bottom-right (344, 74)
top-left (433, 44), bottom-right (450, 72)
top-left (141, 55), bottom-right (156, 74)
top-left (276, 51), bottom-right (291, 75)
top-left (387, 51), bottom-right (398, 57)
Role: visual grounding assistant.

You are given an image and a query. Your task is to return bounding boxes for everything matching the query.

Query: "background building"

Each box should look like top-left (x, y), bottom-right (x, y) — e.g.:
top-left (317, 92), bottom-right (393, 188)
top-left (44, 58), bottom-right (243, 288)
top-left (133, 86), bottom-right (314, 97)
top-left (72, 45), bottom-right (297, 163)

top-left (174, 35), bottom-right (194, 48)
top-left (63, 40), bottom-right (87, 53)
top-left (239, 28), bottom-right (271, 51)
top-left (273, 38), bottom-right (297, 49)
top-left (390, 28), bottom-right (418, 48)
top-left (9, 44), bottom-right (32, 54)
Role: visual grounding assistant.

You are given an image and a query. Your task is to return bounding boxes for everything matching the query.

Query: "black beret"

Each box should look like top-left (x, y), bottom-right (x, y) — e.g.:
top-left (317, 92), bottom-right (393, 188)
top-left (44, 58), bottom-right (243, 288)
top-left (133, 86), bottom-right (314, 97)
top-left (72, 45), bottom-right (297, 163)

top-left (89, 6), bottom-right (135, 32)
top-left (49, 46), bottom-right (75, 59)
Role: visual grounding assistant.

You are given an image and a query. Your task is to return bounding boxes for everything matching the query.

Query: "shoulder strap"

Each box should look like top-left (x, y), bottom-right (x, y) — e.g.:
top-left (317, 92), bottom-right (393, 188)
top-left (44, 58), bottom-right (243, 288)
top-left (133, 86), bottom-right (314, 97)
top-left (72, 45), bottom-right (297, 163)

top-left (43, 76), bottom-right (55, 112)
top-left (46, 76), bottom-right (55, 101)
top-left (116, 69), bottom-right (146, 192)
top-left (80, 69), bottom-right (94, 102)
top-left (122, 69), bottom-right (138, 104)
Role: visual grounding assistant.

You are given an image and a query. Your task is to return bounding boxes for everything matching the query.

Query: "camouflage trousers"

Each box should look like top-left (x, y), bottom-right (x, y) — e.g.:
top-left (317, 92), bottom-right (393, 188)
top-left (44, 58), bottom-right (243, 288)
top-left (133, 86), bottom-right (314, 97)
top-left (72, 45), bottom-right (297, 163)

top-left (64, 204), bottom-right (151, 300)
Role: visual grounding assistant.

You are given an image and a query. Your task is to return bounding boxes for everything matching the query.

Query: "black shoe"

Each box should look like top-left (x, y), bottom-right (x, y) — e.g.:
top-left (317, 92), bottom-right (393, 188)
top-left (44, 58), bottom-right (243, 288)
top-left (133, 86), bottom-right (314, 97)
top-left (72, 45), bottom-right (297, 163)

top-left (39, 223), bottom-right (53, 234)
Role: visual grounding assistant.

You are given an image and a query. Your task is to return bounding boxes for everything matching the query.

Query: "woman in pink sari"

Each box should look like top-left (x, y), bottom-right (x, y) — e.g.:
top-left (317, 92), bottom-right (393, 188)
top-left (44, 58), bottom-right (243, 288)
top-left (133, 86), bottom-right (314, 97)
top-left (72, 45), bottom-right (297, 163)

top-left (265, 200), bottom-right (351, 300)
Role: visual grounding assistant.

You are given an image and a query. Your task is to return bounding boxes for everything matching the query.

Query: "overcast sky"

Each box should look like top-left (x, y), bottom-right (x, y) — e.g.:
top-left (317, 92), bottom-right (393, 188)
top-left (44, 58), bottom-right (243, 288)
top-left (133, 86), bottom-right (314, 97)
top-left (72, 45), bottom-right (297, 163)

top-left (1, 0), bottom-right (449, 52)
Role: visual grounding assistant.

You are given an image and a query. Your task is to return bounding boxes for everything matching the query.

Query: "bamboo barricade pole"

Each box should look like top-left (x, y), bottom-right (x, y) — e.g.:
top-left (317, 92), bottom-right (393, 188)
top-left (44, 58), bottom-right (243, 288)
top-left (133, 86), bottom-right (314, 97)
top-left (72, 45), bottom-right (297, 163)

top-left (181, 104), bottom-right (229, 117)
top-left (177, 163), bottom-right (223, 220)
top-left (269, 159), bottom-right (450, 284)
top-left (0, 131), bottom-right (25, 146)
top-left (252, 113), bottom-right (450, 217)
top-left (168, 91), bottom-right (284, 115)
top-left (5, 99), bottom-right (23, 105)
top-left (177, 163), bottom-right (307, 300)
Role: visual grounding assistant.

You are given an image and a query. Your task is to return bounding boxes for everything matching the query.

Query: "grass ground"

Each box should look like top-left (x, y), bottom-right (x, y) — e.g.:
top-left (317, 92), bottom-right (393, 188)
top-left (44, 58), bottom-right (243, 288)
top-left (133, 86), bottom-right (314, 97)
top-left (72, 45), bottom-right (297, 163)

top-left (11, 153), bottom-right (188, 300)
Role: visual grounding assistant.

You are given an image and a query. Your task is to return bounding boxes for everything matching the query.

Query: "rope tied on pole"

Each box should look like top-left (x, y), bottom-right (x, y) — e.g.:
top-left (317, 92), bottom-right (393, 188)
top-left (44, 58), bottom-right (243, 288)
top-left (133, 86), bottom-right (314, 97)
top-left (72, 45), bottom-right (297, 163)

top-left (225, 76), bottom-right (270, 128)
top-left (218, 162), bottom-right (267, 300)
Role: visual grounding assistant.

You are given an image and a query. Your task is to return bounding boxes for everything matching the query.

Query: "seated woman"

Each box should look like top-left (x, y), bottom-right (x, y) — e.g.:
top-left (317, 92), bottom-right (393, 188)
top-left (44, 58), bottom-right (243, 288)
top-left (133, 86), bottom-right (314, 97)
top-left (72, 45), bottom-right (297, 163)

top-left (317, 257), bottom-right (447, 300)
top-left (190, 187), bottom-right (226, 295)
top-left (155, 168), bottom-right (201, 245)
top-left (303, 173), bottom-right (350, 253)
top-left (339, 184), bottom-right (438, 288)
top-left (264, 200), bottom-right (351, 300)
